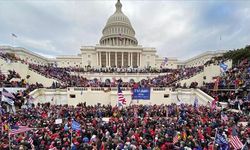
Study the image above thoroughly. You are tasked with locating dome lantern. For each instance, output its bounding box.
[115,0,122,13]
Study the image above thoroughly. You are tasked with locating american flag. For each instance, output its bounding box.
[2,88,15,99]
[117,83,126,106]
[29,137,35,150]
[221,113,228,122]
[9,126,33,135]
[11,33,17,38]
[2,88,15,105]
[230,135,243,149]
[173,133,180,144]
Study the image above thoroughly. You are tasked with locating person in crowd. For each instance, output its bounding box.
[0,103,249,150]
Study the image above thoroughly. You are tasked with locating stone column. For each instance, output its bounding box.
[128,52,130,67]
[99,52,102,67]
[108,52,111,67]
[137,52,139,67]
[139,53,142,68]
[106,52,108,67]
[115,52,117,67]
[121,52,124,67]
[96,53,98,66]
[131,52,133,67]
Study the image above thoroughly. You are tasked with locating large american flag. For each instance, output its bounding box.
[230,135,243,149]
[118,83,126,106]
[9,126,33,135]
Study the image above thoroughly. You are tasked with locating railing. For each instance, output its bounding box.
[206,88,250,91]
[152,87,166,91]
[74,87,88,91]
[70,72,165,76]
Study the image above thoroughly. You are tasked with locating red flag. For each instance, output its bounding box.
[208,142,214,150]
[41,112,48,119]
[198,129,205,141]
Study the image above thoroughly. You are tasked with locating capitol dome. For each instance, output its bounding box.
[100,0,138,46]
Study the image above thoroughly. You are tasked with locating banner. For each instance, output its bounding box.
[132,88,150,100]
[219,62,228,73]
[55,119,62,124]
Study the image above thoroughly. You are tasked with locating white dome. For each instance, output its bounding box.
[100,0,138,46]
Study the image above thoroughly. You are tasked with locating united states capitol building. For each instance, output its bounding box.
[0,0,225,69]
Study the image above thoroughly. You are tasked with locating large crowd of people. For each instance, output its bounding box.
[1,51,250,149]
[29,63,203,88]
[1,103,249,150]
[1,52,204,88]
[201,59,250,115]
[203,60,250,90]
[0,70,26,88]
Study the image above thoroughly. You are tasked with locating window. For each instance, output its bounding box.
[88,55,91,58]
[70,94,76,98]
[164,94,169,98]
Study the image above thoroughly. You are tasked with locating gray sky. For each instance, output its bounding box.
[0,0,250,60]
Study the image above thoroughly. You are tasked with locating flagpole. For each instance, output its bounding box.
[12,35,14,47]
[11,34,16,47]
[213,128,218,149]
[219,35,221,51]
[70,130,73,148]
[241,142,247,150]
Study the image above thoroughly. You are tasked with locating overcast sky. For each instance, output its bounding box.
[0,0,250,60]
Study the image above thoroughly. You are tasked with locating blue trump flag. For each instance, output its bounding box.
[219,62,228,73]
[215,133,230,150]
[132,88,150,100]
[72,120,81,131]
